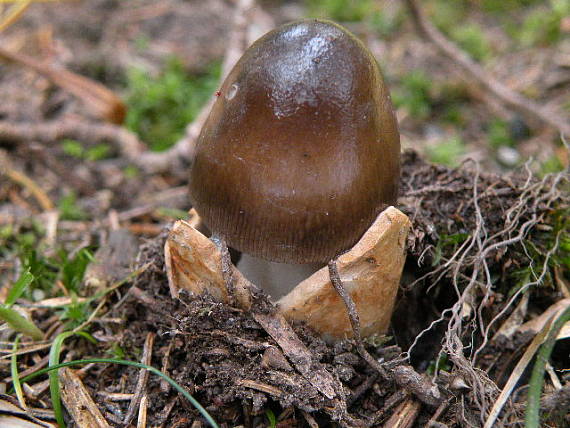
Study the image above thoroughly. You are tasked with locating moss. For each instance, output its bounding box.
[450,23,492,62]
[392,70,433,119]
[305,0,375,22]
[426,136,466,167]
[124,58,220,152]
[487,119,515,149]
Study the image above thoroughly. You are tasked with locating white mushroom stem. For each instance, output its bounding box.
[237,254,322,299]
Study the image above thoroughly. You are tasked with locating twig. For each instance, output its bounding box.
[158,395,178,427]
[369,390,407,425]
[0,45,126,124]
[220,0,254,77]
[327,260,386,378]
[0,117,145,161]
[252,311,340,401]
[347,372,379,406]
[136,393,149,428]
[4,354,49,383]
[160,341,174,393]
[426,397,452,428]
[59,367,111,428]
[0,0,30,33]
[301,410,319,428]
[236,379,285,397]
[134,99,213,173]
[123,332,155,425]
[327,260,442,407]
[0,152,54,211]
[383,398,421,428]
[405,0,570,137]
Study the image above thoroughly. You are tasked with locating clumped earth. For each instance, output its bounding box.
[0,1,569,427]
[70,153,567,427]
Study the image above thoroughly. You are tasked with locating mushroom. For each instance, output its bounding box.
[189,18,400,266]
[166,19,410,339]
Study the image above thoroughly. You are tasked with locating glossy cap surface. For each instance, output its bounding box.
[190,19,400,264]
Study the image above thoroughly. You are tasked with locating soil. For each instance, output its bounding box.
[65,153,567,427]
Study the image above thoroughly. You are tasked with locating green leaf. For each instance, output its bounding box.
[60,248,93,293]
[61,139,84,158]
[427,136,466,167]
[0,306,43,340]
[58,191,88,221]
[11,335,25,408]
[5,269,33,307]
[48,331,95,427]
[85,144,111,161]
[266,409,277,428]
[58,293,90,328]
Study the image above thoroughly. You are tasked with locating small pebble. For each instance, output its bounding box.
[497,146,520,166]
[32,288,45,301]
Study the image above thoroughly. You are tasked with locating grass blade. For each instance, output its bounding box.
[47,331,99,427]
[11,335,26,409]
[5,269,33,307]
[0,305,43,340]
[19,357,219,428]
[525,305,570,428]
[49,331,79,428]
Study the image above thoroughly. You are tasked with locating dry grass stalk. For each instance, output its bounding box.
[136,394,148,428]
[0,394,56,427]
[122,332,154,425]
[0,152,54,211]
[0,46,126,124]
[59,367,111,428]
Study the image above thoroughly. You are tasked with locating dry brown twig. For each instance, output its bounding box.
[327,260,443,408]
[59,367,111,428]
[0,46,126,124]
[123,332,155,426]
[0,118,145,162]
[405,0,570,137]
[0,150,54,211]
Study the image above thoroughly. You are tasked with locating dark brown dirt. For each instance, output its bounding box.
[69,153,568,427]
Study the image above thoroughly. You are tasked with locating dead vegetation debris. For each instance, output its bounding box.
[63,152,565,427]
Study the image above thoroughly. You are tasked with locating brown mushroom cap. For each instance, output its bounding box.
[189,19,400,264]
